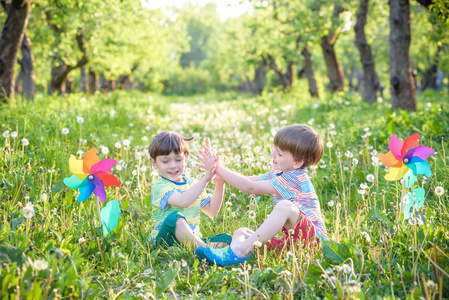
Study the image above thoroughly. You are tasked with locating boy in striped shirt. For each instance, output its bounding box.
[196,124,327,266]
[148,131,231,250]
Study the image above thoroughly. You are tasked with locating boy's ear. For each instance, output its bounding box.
[150,158,157,170]
[293,160,304,169]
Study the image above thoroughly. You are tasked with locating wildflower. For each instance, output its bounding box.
[361,231,371,243]
[61,128,69,135]
[328,200,335,207]
[360,183,368,189]
[110,109,116,117]
[352,158,358,165]
[408,218,417,226]
[435,186,444,196]
[23,203,35,218]
[60,248,71,255]
[357,189,366,195]
[226,201,232,207]
[132,170,137,176]
[141,136,148,141]
[33,259,48,271]
[426,280,437,291]
[123,139,131,146]
[345,151,354,158]
[79,237,87,244]
[308,118,315,125]
[77,116,84,124]
[326,142,333,148]
[342,264,352,274]
[101,147,109,155]
[253,241,262,248]
[367,174,375,182]
[115,142,121,148]
[248,211,256,219]
[329,123,335,129]
[11,131,17,138]
[40,193,48,202]
[330,130,337,136]
[21,138,29,146]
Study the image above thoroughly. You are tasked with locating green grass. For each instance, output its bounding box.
[0,89,448,299]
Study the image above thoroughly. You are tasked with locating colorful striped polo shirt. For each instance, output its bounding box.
[259,168,327,240]
[149,175,211,242]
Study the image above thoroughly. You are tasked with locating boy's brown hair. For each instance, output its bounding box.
[274,124,323,168]
[148,131,193,159]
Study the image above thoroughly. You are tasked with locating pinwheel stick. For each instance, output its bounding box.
[95,196,102,227]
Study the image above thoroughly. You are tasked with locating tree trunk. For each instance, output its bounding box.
[16,33,35,99]
[302,44,319,97]
[88,68,98,93]
[321,35,344,93]
[354,0,380,103]
[48,29,88,95]
[266,55,293,90]
[65,76,74,93]
[80,66,87,92]
[254,61,266,95]
[389,0,416,111]
[320,6,345,93]
[0,0,30,104]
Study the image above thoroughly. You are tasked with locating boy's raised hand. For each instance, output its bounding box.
[196,137,219,181]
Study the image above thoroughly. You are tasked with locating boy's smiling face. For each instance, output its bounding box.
[150,151,187,182]
[270,146,303,172]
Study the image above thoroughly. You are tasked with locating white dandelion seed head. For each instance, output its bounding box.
[116,165,123,171]
[435,186,444,197]
[33,259,48,271]
[328,200,335,207]
[123,139,131,146]
[23,204,35,219]
[101,147,109,155]
[326,142,333,148]
[11,131,17,138]
[77,116,84,124]
[21,138,29,146]
[61,128,69,135]
[367,174,375,182]
[115,142,121,149]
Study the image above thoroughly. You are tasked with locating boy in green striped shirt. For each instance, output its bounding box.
[148,131,231,250]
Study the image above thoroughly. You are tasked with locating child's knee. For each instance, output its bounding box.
[175,217,188,227]
[275,200,298,215]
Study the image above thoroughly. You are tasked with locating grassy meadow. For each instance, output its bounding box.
[0,90,448,299]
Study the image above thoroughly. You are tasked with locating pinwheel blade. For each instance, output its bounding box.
[403,188,425,220]
[407,157,432,177]
[100,199,121,236]
[403,168,417,188]
[97,173,120,187]
[64,175,87,189]
[378,151,402,167]
[90,175,107,203]
[91,159,117,175]
[385,165,408,181]
[83,148,100,174]
[404,146,435,161]
[69,156,87,179]
[77,181,95,202]
[401,133,420,156]
[389,135,404,161]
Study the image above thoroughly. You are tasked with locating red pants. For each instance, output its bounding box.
[266,209,319,252]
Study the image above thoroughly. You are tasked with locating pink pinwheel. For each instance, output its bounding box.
[64,148,120,203]
[377,133,434,188]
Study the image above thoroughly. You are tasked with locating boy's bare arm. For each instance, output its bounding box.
[215,165,276,195]
[201,175,225,217]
